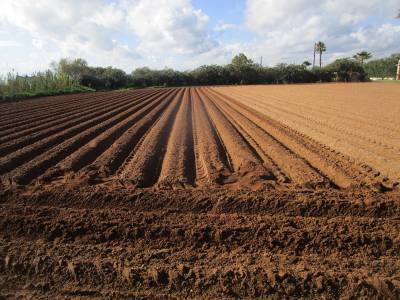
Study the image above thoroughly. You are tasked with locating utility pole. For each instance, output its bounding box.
[397,59,400,80]
[313,43,316,69]
[260,56,263,67]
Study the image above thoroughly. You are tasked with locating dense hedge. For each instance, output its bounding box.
[47,55,371,91]
[364,53,400,78]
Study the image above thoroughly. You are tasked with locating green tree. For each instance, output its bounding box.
[230,53,259,84]
[231,53,254,69]
[315,41,327,68]
[273,63,318,83]
[190,65,230,85]
[54,58,89,82]
[353,51,372,64]
[302,61,312,68]
[327,58,366,82]
[102,67,127,89]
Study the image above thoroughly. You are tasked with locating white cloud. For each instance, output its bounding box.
[213,22,237,32]
[125,0,216,55]
[244,0,400,65]
[0,0,139,66]
[0,40,21,47]
[0,0,399,73]
[0,0,223,71]
[89,2,125,29]
[246,0,399,33]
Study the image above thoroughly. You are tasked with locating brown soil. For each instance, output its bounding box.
[1,85,399,299]
[214,83,400,183]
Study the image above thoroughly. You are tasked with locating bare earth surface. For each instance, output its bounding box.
[0,84,399,299]
[214,83,400,183]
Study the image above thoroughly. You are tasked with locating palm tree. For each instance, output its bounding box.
[353,51,372,64]
[315,41,326,68]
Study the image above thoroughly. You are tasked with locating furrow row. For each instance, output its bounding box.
[191,88,232,186]
[0,90,164,182]
[230,86,400,133]
[228,90,400,153]
[208,87,383,188]
[118,89,184,187]
[0,89,153,133]
[157,88,196,188]
[2,88,166,186]
[0,90,161,149]
[79,88,180,181]
[0,91,111,121]
[1,87,394,190]
[38,88,178,184]
[204,88,329,188]
[0,91,159,159]
[198,88,275,188]
[0,90,138,120]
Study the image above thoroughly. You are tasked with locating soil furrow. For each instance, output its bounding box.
[0,89,155,129]
[230,86,400,134]
[0,90,143,120]
[0,91,113,122]
[217,86,400,183]
[198,88,275,188]
[205,88,290,186]
[0,91,158,151]
[191,88,231,186]
[0,89,155,138]
[84,89,180,180]
[38,88,177,183]
[205,88,331,188]
[118,89,184,187]
[209,88,382,189]
[232,91,400,155]
[0,94,140,157]
[0,93,110,130]
[157,88,196,188]
[0,92,162,182]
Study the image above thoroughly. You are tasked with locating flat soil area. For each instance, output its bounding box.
[214,83,400,183]
[0,84,399,299]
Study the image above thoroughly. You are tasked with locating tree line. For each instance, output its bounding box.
[1,51,399,101]
[54,52,376,90]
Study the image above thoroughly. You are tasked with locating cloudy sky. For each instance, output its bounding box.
[0,0,399,74]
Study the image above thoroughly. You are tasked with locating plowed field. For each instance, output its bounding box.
[1,84,400,299]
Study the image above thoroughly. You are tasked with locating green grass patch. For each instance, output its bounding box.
[0,86,95,103]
